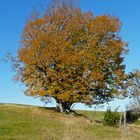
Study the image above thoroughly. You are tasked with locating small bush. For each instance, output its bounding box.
[103,108,120,127]
[126,110,140,123]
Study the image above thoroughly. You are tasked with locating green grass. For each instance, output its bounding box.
[77,110,105,120]
[0,104,139,140]
[134,120,140,125]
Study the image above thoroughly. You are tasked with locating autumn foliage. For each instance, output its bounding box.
[11,0,128,112]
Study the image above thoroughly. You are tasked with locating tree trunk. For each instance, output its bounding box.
[56,100,73,113]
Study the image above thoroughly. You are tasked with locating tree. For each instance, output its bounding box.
[128,70,140,111]
[10,0,128,113]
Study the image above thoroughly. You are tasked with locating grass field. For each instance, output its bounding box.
[134,120,140,125]
[0,104,139,140]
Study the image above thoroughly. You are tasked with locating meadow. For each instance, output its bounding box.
[0,104,139,140]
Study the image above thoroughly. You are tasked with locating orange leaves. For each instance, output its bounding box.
[12,0,129,106]
[88,15,121,35]
[91,71,104,81]
[57,91,71,101]
[57,91,81,102]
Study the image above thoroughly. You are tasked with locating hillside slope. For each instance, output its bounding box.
[0,104,139,140]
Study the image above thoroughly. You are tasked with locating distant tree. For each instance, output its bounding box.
[128,70,140,111]
[9,0,128,113]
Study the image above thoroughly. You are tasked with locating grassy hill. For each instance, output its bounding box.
[0,104,139,140]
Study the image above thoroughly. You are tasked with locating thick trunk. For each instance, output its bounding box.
[56,101,73,113]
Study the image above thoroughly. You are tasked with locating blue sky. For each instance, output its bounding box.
[0,0,140,111]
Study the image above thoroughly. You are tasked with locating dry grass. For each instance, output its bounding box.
[0,104,139,140]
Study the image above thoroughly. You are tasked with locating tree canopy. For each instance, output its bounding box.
[11,0,128,113]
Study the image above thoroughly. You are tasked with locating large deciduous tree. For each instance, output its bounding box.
[11,0,128,113]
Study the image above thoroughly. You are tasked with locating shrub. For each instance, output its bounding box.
[103,108,120,127]
[126,109,140,123]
